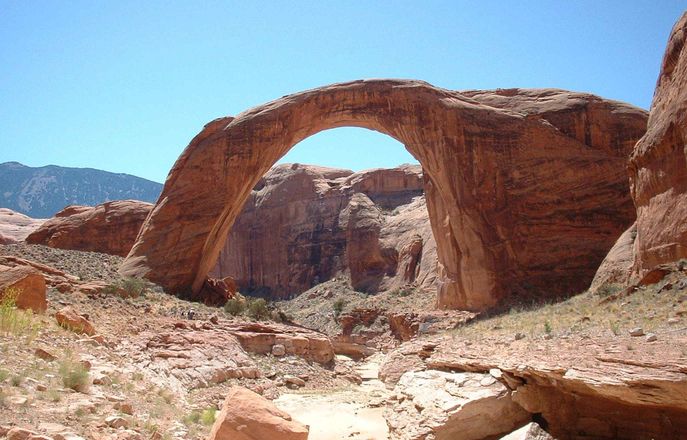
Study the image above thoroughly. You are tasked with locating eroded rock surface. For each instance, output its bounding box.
[630,12,687,276]
[26,200,153,257]
[121,80,646,311]
[211,164,436,299]
[589,222,637,293]
[0,208,45,242]
[0,262,47,312]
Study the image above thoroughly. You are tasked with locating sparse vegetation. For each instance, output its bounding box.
[0,368,9,382]
[200,407,218,425]
[224,298,246,316]
[0,288,41,339]
[247,298,270,320]
[333,298,347,317]
[58,355,90,392]
[596,284,622,298]
[544,320,552,335]
[104,277,147,298]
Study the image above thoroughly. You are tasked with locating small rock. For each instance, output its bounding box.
[92,374,112,386]
[629,327,645,337]
[514,332,526,341]
[115,402,134,415]
[489,368,503,380]
[8,396,28,405]
[105,416,129,429]
[55,307,96,336]
[37,383,47,391]
[209,315,219,325]
[56,283,73,293]
[283,375,306,388]
[0,425,10,437]
[53,434,86,440]
[668,317,680,324]
[114,429,142,440]
[271,344,286,357]
[35,347,57,361]
[7,428,38,440]
[646,333,658,342]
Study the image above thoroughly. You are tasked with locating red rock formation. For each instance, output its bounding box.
[211,164,436,299]
[26,200,152,257]
[0,263,47,313]
[121,80,646,311]
[630,13,687,276]
[0,208,45,242]
[208,387,309,440]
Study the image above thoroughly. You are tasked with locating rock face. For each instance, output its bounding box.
[0,263,47,312]
[589,222,637,293]
[26,200,153,257]
[121,80,646,311]
[210,164,436,299]
[385,370,529,440]
[629,13,687,276]
[208,386,309,440]
[0,208,45,242]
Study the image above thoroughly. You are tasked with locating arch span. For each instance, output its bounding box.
[120,80,647,311]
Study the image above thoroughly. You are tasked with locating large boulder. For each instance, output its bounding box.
[211,164,435,299]
[384,370,529,440]
[589,222,637,293]
[208,386,309,440]
[0,263,47,313]
[26,200,152,257]
[629,12,687,275]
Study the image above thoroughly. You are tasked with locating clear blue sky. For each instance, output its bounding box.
[1,1,684,183]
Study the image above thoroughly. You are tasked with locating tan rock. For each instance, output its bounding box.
[0,255,78,288]
[34,347,57,361]
[208,386,308,440]
[6,428,38,440]
[0,208,45,242]
[629,13,687,276]
[55,307,96,335]
[26,200,153,257]
[121,81,645,311]
[385,370,529,440]
[105,416,128,429]
[0,263,47,312]
[499,423,554,440]
[589,223,638,294]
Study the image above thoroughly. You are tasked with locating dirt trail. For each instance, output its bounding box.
[274,353,390,440]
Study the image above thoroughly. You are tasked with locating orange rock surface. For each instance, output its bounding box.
[630,12,687,276]
[121,81,646,311]
[26,200,152,257]
[0,263,47,313]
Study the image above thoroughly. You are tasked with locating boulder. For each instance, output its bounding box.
[589,222,637,293]
[55,307,96,335]
[0,263,47,312]
[499,423,554,440]
[629,12,687,275]
[384,370,529,440]
[26,200,152,257]
[208,386,309,440]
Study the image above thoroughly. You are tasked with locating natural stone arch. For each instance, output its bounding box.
[120,79,647,311]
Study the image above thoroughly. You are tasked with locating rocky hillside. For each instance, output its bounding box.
[0,162,162,218]
[210,164,437,299]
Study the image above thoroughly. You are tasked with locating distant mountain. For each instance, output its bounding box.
[0,162,163,218]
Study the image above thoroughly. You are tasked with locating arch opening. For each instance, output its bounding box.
[120,80,645,311]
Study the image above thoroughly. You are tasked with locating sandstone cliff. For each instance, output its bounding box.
[210,164,437,299]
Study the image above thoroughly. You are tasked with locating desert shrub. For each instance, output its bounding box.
[247,298,270,320]
[0,369,9,382]
[0,288,40,339]
[333,298,347,317]
[200,407,217,425]
[224,298,246,316]
[543,320,552,335]
[105,277,146,298]
[596,284,622,298]
[58,356,89,392]
[183,410,202,426]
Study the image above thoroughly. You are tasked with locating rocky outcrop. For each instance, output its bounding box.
[385,370,529,440]
[208,386,309,440]
[589,223,637,293]
[211,164,435,299]
[0,263,47,313]
[499,423,553,440]
[26,200,153,257]
[55,307,96,335]
[121,80,646,311]
[0,208,45,242]
[381,334,687,439]
[629,13,687,276]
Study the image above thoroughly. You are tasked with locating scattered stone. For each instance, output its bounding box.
[55,306,96,335]
[92,374,111,386]
[629,327,645,337]
[115,402,134,415]
[514,332,526,341]
[668,317,680,324]
[105,416,129,429]
[271,344,286,357]
[6,428,38,440]
[208,386,308,440]
[34,347,57,362]
[283,375,306,388]
[646,333,658,343]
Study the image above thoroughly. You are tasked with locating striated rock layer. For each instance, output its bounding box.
[26,200,153,257]
[630,12,687,276]
[210,163,437,299]
[121,80,646,311]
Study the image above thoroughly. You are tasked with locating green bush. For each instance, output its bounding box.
[247,298,270,320]
[58,356,89,392]
[224,298,246,316]
[333,298,346,317]
[200,407,217,425]
[0,288,40,339]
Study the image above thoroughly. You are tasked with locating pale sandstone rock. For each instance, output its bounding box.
[6,428,38,440]
[384,370,529,440]
[26,200,152,257]
[499,423,554,440]
[207,386,308,440]
[0,208,45,242]
[121,81,645,311]
[105,416,128,429]
[0,263,47,312]
[55,307,96,336]
[629,13,687,276]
